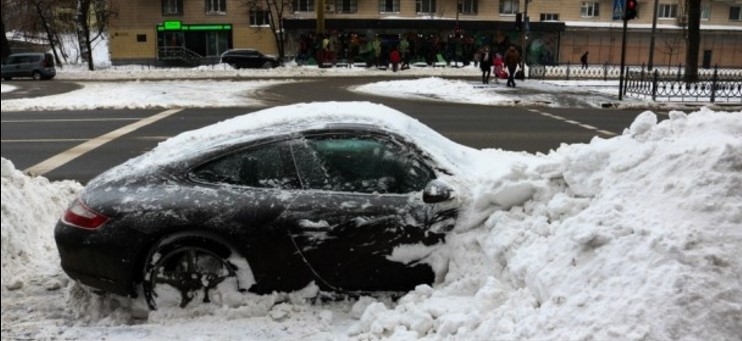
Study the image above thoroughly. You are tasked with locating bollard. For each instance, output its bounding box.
[711,65,718,103]
[652,70,658,101]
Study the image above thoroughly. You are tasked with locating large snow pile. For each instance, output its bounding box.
[1,108,740,340]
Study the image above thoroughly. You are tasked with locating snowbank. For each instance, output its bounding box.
[1,108,740,340]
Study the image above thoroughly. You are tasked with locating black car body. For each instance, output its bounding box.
[55,102,470,309]
[220,49,280,69]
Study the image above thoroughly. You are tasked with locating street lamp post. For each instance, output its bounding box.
[316,0,325,35]
[455,0,462,35]
[520,0,531,71]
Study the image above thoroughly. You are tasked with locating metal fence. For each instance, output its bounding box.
[528,62,736,81]
[622,66,742,103]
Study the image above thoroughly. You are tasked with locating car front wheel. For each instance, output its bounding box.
[142,236,252,310]
[261,61,274,69]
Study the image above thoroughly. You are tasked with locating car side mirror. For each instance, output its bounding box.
[423,180,454,204]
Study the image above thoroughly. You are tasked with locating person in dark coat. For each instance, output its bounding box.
[581,51,589,69]
[479,46,493,84]
[504,45,521,88]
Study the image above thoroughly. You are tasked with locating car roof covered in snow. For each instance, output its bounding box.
[89,102,480,184]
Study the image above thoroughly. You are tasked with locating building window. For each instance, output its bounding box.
[334,0,357,13]
[499,0,519,15]
[206,0,226,14]
[137,34,147,42]
[162,0,183,16]
[250,10,271,26]
[730,6,741,21]
[580,2,599,17]
[416,0,436,14]
[658,4,678,18]
[293,0,314,12]
[701,3,710,20]
[460,0,477,14]
[379,0,399,12]
[540,13,559,21]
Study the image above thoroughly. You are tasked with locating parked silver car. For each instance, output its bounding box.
[1,52,56,80]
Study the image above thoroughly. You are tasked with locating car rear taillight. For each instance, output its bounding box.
[62,199,109,230]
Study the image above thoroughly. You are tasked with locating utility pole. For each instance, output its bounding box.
[316,0,325,35]
[519,0,531,72]
[648,0,659,70]
[519,0,531,50]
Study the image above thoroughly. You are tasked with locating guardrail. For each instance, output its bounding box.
[623,65,742,103]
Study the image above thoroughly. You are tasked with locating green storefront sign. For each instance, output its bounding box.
[157,20,232,31]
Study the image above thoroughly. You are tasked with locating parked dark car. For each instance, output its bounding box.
[220,49,280,69]
[1,52,56,80]
[55,102,468,310]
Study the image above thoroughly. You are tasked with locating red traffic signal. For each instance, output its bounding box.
[624,0,638,20]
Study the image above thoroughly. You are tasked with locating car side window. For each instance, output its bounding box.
[190,141,300,189]
[291,134,435,194]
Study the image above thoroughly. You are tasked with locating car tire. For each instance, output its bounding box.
[261,61,274,69]
[32,71,42,80]
[141,235,251,310]
[3,77,11,80]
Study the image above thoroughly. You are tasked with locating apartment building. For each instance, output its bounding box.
[108,0,742,67]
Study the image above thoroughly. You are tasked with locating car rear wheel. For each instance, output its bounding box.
[32,71,42,80]
[142,237,251,310]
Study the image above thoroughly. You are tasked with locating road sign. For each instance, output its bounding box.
[613,0,625,20]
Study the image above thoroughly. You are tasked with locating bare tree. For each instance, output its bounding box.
[1,16,11,59]
[684,0,701,82]
[1,0,70,64]
[33,0,64,67]
[75,0,116,70]
[662,32,683,69]
[241,0,292,62]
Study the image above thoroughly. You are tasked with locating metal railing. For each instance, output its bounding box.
[623,65,742,103]
[157,46,204,67]
[527,62,735,82]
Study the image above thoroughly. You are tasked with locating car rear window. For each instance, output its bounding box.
[44,54,54,66]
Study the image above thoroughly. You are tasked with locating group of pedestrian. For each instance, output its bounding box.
[478,44,521,87]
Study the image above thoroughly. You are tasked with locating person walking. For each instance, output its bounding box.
[493,53,504,83]
[389,47,402,72]
[581,51,589,69]
[504,45,521,88]
[399,35,410,69]
[479,46,493,84]
[372,35,382,67]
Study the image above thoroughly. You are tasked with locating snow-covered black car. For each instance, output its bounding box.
[55,102,470,310]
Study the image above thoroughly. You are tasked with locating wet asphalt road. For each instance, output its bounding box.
[1,77,646,183]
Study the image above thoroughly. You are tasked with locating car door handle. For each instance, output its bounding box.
[298,219,331,230]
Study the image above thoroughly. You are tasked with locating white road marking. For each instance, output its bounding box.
[3,139,89,143]
[1,118,140,123]
[24,108,183,176]
[528,109,617,136]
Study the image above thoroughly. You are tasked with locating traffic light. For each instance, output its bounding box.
[515,13,523,30]
[624,0,638,20]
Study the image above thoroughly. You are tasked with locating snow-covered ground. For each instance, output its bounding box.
[2,39,741,340]
[3,62,739,111]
